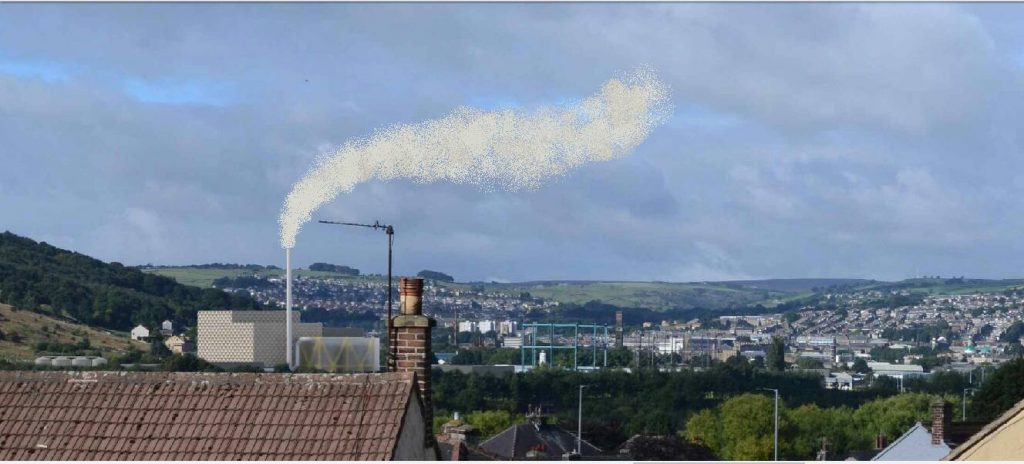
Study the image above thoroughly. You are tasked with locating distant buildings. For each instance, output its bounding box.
[197,310,321,367]
[162,335,194,354]
[130,325,149,341]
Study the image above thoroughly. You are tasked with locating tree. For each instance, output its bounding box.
[719,394,776,459]
[464,410,520,439]
[767,336,787,372]
[417,270,454,282]
[972,358,1024,420]
[852,358,871,374]
[623,435,717,460]
[797,358,825,370]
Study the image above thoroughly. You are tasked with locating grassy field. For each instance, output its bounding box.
[484,280,786,310]
[141,267,381,288]
[0,303,147,362]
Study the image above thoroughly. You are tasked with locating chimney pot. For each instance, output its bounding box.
[400,277,424,315]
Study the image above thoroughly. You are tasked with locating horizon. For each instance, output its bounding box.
[4,3,1024,282]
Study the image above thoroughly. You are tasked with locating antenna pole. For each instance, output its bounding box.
[318,219,396,371]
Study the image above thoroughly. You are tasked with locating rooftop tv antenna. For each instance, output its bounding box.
[319,219,396,371]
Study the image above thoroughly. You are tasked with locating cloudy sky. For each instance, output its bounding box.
[2,3,1024,282]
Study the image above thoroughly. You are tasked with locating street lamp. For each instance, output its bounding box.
[963,387,978,421]
[758,387,780,461]
[577,384,592,455]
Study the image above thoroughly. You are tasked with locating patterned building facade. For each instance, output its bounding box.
[197,310,322,367]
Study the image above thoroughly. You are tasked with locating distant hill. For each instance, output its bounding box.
[0,231,263,333]
[722,278,878,292]
[309,262,359,276]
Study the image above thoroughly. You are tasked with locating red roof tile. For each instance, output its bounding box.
[0,371,417,461]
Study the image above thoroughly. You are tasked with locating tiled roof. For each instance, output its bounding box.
[478,421,602,459]
[0,370,417,461]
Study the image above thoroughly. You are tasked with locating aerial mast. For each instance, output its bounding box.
[319,219,396,371]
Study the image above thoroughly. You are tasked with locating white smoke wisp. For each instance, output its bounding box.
[278,68,672,249]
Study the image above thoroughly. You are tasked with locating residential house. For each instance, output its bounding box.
[160,320,173,336]
[129,324,149,341]
[162,335,194,354]
[478,407,602,459]
[847,401,984,461]
[0,276,440,461]
[944,397,1024,460]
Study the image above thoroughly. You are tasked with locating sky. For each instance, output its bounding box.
[2,3,1024,283]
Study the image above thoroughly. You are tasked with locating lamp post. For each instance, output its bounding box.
[963,387,978,421]
[577,384,592,455]
[758,387,780,461]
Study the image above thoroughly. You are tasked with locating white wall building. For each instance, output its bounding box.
[130,325,150,341]
[499,321,517,336]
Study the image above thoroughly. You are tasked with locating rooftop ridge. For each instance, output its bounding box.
[0,370,415,386]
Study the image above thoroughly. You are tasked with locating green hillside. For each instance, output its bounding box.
[0,231,263,332]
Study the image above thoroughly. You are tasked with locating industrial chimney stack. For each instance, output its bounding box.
[393,277,436,433]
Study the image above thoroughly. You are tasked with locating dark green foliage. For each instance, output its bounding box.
[797,358,825,369]
[852,358,870,374]
[971,358,1024,420]
[999,321,1024,343]
[308,262,360,275]
[417,269,454,282]
[0,231,262,332]
[623,435,718,460]
[34,338,95,355]
[882,321,955,343]
[449,348,520,365]
[432,363,887,451]
[767,336,786,372]
[161,353,221,372]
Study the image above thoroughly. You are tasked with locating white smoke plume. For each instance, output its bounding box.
[279,68,672,249]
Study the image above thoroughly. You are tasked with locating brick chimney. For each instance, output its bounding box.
[931,400,952,445]
[393,277,436,432]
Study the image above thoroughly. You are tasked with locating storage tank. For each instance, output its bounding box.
[71,357,92,367]
[34,356,52,367]
[52,356,71,367]
[91,357,108,367]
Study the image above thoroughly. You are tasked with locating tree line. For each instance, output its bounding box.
[0,231,263,332]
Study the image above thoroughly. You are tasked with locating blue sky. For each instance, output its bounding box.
[2,3,1024,282]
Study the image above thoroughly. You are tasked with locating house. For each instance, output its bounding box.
[477,407,602,459]
[435,412,496,461]
[944,397,1024,460]
[129,324,149,341]
[0,371,438,460]
[162,335,195,354]
[160,320,173,336]
[871,423,950,460]
[847,401,984,461]
[0,276,440,461]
